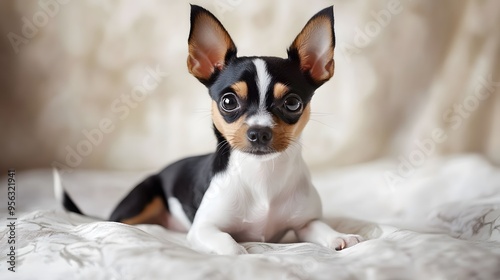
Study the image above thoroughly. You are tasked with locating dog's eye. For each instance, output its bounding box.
[283,94,302,113]
[220,93,240,113]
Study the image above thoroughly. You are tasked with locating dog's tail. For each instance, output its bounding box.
[53,168,84,215]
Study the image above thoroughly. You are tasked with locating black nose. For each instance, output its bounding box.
[247,126,273,145]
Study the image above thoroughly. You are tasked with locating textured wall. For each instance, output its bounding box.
[0,0,499,172]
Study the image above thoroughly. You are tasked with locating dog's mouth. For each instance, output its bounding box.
[242,147,277,156]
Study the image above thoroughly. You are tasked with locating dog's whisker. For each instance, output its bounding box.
[308,118,336,129]
[309,111,336,117]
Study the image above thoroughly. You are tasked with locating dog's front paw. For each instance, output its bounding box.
[212,243,248,255]
[327,234,363,251]
[188,229,248,255]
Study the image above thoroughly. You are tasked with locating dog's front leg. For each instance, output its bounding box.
[296,220,363,251]
[187,225,247,255]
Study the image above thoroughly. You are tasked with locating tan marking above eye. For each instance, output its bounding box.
[273,83,290,99]
[231,81,248,100]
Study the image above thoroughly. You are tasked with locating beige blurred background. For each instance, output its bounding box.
[0,0,499,173]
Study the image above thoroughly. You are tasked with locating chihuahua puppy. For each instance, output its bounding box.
[59,5,362,255]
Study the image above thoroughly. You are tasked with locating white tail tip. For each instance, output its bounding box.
[52,168,64,203]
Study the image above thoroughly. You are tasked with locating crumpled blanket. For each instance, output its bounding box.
[1,204,499,280]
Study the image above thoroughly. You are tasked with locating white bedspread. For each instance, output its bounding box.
[1,155,500,279]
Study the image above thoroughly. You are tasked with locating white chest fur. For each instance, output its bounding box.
[190,145,323,243]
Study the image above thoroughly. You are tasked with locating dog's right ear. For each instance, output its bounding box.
[187,5,237,85]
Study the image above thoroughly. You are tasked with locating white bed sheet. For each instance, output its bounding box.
[1,155,500,279]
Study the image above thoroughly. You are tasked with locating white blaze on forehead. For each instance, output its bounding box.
[248,59,274,127]
[253,59,271,111]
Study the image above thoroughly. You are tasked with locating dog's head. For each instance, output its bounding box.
[188,5,335,156]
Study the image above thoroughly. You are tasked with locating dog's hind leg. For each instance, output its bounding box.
[109,175,171,228]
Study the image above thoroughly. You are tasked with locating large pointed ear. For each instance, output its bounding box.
[288,6,335,85]
[187,5,237,84]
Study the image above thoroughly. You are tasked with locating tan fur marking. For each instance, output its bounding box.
[212,101,248,151]
[231,81,248,100]
[291,15,334,83]
[273,83,289,99]
[122,197,168,227]
[187,12,236,80]
[271,105,311,152]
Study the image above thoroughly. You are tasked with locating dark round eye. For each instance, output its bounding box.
[283,94,302,113]
[220,93,240,113]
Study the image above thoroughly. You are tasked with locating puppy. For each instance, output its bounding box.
[59,5,363,255]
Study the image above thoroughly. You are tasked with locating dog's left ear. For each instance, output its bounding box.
[288,6,335,86]
[187,5,237,85]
